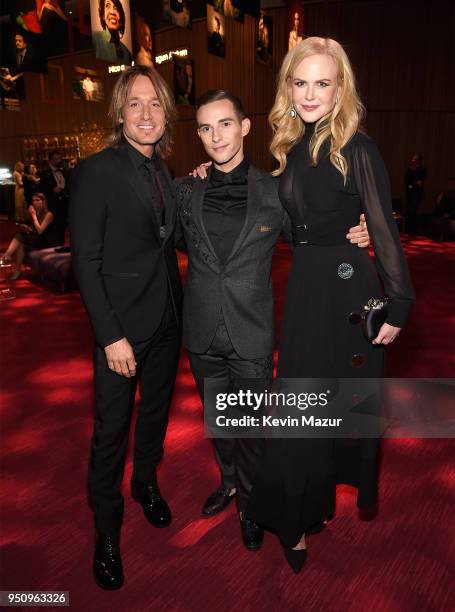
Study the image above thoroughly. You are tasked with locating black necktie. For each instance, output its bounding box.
[142,159,165,229]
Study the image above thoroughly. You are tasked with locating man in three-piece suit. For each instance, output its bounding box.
[69,66,182,590]
[174,90,369,551]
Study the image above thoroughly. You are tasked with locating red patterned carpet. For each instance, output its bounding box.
[0,236,454,611]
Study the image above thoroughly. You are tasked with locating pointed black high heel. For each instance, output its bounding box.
[283,547,307,574]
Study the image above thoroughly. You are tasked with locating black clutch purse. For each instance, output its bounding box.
[361,298,389,342]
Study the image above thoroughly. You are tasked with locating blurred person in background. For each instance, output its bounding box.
[432,177,455,241]
[23,163,41,205]
[13,161,26,222]
[40,150,69,245]
[404,152,426,235]
[0,192,58,279]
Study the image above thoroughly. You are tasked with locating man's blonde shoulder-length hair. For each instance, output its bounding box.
[108,65,177,159]
[269,37,364,181]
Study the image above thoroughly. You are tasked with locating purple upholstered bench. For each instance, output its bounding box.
[23,248,74,292]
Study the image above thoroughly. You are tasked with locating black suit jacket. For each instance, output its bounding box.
[39,167,69,210]
[175,165,290,360]
[69,144,182,348]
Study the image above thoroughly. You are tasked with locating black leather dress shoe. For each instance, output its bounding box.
[93,531,124,590]
[239,514,264,551]
[201,485,235,516]
[131,479,172,528]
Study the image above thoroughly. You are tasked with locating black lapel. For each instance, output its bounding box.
[224,165,264,265]
[191,168,218,261]
[113,146,161,241]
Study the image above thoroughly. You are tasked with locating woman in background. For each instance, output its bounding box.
[13,161,26,222]
[247,37,415,573]
[0,192,58,279]
[23,163,41,205]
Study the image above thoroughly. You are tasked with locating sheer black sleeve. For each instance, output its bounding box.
[281,209,294,250]
[350,137,416,327]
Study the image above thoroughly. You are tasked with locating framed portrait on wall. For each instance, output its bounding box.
[0,17,47,76]
[0,67,24,109]
[207,5,225,58]
[256,11,272,64]
[212,1,243,21]
[135,16,153,67]
[174,58,194,106]
[14,0,69,58]
[90,0,132,64]
[163,0,191,29]
[288,2,304,51]
[73,66,104,102]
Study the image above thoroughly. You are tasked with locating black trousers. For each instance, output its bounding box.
[88,297,180,533]
[188,318,272,512]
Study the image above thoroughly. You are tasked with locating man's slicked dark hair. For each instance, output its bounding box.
[196,90,246,121]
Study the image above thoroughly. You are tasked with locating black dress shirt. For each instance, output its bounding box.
[203,158,249,263]
[125,140,165,228]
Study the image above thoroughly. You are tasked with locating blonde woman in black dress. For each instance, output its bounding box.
[247,37,415,573]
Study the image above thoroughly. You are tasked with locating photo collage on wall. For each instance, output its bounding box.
[0,0,266,110]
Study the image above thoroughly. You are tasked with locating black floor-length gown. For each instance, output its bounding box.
[247,123,415,548]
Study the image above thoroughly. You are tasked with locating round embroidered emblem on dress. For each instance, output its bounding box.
[338,263,354,279]
[351,354,366,368]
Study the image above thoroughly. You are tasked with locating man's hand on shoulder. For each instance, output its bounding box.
[104,337,137,378]
[346,213,370,248]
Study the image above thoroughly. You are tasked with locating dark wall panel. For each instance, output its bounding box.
[303,0,454,210]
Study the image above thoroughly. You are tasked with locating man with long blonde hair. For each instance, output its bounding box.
[70,65,182,590]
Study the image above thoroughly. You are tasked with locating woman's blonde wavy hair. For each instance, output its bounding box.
[269,37,364,181]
